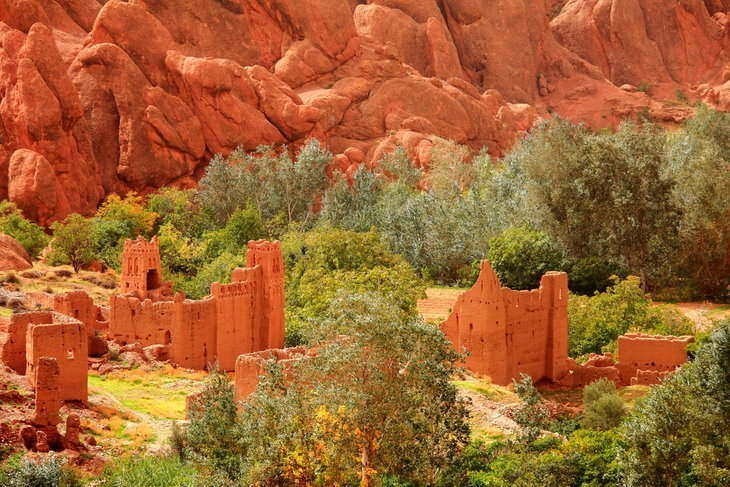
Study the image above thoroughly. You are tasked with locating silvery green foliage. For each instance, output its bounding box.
[665,106,730,298]
[198,140,331,227]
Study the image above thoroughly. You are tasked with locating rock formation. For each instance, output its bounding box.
[0,1,726,223]
[0,233,31,270]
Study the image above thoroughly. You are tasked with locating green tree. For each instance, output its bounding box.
[667,106,730,299]
[92,193,158,269]
[186,369,241,479]
[284,228,425,344]
[486,227,566,290]
[500,120,681,287]
[198,140,331,229]
[147,187,211,238]
[48,214,95,272]
[512,374,550,444]
[202,207,266,261]
[621,320,730,486]
[234,293,470,486]
[0,201,49,258]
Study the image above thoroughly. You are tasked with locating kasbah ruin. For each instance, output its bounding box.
[0,237,692,454]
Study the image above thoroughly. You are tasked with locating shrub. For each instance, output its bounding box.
[0,454,82,487]
[582,379,626,431]
[486,227,566,290]
[0,201,49,258]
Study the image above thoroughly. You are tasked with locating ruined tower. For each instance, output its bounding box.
[119,236,171,299]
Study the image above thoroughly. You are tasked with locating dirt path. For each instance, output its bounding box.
[417,288,465,322]
[672,302,730,331]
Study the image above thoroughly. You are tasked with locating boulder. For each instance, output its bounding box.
[0,233,32,271]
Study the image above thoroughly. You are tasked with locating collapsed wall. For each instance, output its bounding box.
[560,333,694,387]
[233,347,310,401]
[617,333,694,385]
[441,261,569,385]
[25,312,88,403]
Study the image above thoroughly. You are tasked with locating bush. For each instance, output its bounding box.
[98,456,199,487]
[0,201,49,258]
[457,430,622,487]
[0,454,82,487]
[568,277,695,357]
[486,227,566,290]
[582,379,626,431]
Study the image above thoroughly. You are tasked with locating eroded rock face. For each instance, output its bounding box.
[0,0,727,222]
[0,233,31,271]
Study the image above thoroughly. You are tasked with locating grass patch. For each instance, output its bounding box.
[454,379,516,402]
[89,367,206,420]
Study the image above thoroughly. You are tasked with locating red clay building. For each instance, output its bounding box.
[108,238,285,371]
[441,261,569,385]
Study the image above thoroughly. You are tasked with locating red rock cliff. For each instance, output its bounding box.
[0,0,727,223]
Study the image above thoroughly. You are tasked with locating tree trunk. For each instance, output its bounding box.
[360,442,372,487]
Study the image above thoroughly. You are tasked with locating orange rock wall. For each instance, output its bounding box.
[441,261,569,385]
[24,312,87,403]
[26,290,106,337]
[109,295,174,346]
[0,312,39,374]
